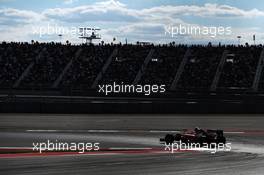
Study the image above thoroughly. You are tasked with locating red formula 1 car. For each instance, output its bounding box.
[160,127,226,145]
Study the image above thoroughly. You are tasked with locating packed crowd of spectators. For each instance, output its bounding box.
[0,42,41,88]
[0,42,263,92]
[60,44,114,89]
[140,45,187,87]
[218,45,262,88]
[100,44,151,84]
[20,43,79,89]
[259,70,264,90]
[177,45,224,90]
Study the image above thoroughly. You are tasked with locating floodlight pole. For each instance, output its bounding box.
[58,34,63,43]
[237,36,241,45]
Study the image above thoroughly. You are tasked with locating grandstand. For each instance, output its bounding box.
[1,42,264,92]
[1,41,264,113]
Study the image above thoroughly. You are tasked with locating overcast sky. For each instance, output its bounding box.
[0,0,264,44]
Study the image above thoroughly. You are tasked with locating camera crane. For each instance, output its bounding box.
[79,27,101,44]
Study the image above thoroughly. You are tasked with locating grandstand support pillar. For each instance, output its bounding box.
[91,48,118,89]
[133,48,155,85]
[170,48,191,91]
[52,48,83,88]
[210,50,228,91]
[252,48,264,92]
[13,48,47,88]
[13,62,34,88]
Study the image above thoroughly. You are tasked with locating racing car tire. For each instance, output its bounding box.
[196,136,206,146]
[217,136,226,144]
[174,134,181,141]
[165,134,174,145]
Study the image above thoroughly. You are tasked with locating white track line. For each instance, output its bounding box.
[149,130,180,133]
[26,129,181,133]
[0,147,32,149]
[108,147,153,150]
[224,132,245,134]
[26,129,112,132]
[26,129,245,134]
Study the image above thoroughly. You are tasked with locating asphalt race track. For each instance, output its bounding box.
[0,114,264,175]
